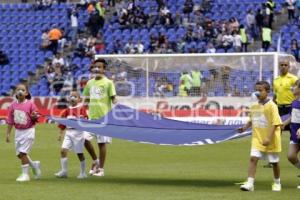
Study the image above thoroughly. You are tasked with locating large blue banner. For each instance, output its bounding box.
[48,104,251,146]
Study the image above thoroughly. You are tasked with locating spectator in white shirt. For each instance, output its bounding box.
[41,29,50,49]
[246,9,257,39]
[232,31,242,52]
[52,52,65,66]
[286,0,296,23]
[160,6,170,16]
[70,9,79,44]
[222,31,234,52]
[124,40,135,54]
[134,41,144,54]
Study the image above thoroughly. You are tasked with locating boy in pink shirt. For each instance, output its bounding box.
[6,84,41,182]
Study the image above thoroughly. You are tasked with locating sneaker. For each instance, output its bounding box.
[93,169,104,177]
[89,169,96,175]
[272,183,281,192]
[54,171,68,178]
[89,163,100,175]
[32,161,41,179]
[240,182,254,191]
[297,185,300,189]
[16,173,30,182]
[77,173,87,179]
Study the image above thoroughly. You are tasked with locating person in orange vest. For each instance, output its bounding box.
[48,27,62,55]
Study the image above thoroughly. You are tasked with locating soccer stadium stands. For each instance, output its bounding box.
[0,0,298,97]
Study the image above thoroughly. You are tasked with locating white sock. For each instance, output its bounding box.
[247,177,254,185]
[274,178,281,184]
[21,164,30,175]
[93,159,100,167]
[27,156,35,168]
[80,160,86,174]
[61,157,68,172]
[294,161,300,169]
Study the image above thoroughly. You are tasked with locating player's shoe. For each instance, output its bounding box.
[89,163,100,175]
[16,173,30,182]
[240,182,254,191]
[32,161,41,179]
[272,183,281,191]
[77,173,87,179]
[89,169,95,175]
[93,169,104,177]
[54,171,68,178]
[297,185,300,189]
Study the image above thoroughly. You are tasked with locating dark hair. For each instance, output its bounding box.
[255,81,271,93]
[15,83,32,100]
[90,58,107,70]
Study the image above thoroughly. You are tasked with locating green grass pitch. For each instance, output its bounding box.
[0,124,300,200]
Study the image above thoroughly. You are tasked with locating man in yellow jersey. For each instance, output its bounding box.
[265,60,298,168]
[273,60,298,119]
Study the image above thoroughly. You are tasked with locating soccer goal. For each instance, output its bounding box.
[93,53,298,124]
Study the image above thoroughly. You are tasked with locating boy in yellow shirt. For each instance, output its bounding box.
[238,81,282,192]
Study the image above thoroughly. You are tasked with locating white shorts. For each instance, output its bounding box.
[62,129,85,153]
[250,148,279,163]
[83,131,112,144]
[15,128,35,155]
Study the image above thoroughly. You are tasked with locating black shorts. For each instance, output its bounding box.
[278,105,291,131]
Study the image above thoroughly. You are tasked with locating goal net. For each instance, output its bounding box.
[91,53,298,124]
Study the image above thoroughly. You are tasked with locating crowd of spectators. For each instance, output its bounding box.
[116,1,149,28]
[107,0,294,53]
[33,0,300,97]
[43,52,74,96]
